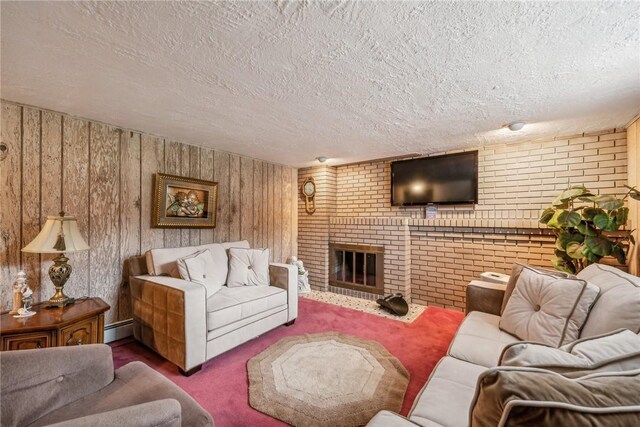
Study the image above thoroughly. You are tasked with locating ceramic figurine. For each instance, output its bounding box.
[289,256,306,274]
[297,271,310,295]
[11,271,36,318]
[289,257,310,294]
[10,271,26,314]
[296,260,306,275]
[297,262,310,294]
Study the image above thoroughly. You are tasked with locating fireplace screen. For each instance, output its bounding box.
[329,243,384,294]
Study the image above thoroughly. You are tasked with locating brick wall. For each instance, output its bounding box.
[299,129,629,311]
[298,166,336,291]
[336,129,627,220]
[410,225,556,309]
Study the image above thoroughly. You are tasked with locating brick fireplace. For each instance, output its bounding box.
[330,243,384,295]
[298,129,628,311]
[329,217,411,300]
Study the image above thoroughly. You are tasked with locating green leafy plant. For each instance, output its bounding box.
[539,185,635,274]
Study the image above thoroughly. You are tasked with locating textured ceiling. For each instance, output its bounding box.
[1,1,639,167]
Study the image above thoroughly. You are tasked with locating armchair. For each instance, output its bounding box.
[0,344,213,427]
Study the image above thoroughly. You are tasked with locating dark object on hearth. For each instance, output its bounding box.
[376,293,409,316]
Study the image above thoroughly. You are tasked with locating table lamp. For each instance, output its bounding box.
[22,211,90,308]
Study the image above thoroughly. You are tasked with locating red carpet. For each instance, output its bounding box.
[110,298,464,426]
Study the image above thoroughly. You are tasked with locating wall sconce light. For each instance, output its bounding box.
[0,142,7,161]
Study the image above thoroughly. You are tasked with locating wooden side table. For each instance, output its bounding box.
[0,297,110,351]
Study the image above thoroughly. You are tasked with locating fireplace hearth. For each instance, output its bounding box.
[329,243,384,295]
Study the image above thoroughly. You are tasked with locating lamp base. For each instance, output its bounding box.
[44,254,75,309]
[43,294,75,309]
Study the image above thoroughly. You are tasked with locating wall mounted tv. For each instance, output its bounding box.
[391,151,478,206]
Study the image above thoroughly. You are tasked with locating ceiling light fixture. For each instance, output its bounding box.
[316,156,328,163]
[506,121,526,131]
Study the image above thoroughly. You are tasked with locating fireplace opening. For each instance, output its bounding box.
[329,243,384,295]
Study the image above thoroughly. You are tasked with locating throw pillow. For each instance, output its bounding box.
[500,263,572,314]
[194,243,229,287]
[499,266,599,347]
[145,246,199,277]
[577,263,640,338]
[176,249,222,297]
[227,248,270,287]
[221,240,251,250]
[500,329,640,377]
[469,367,640,427]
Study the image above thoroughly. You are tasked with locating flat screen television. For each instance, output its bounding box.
[391,151,478,205]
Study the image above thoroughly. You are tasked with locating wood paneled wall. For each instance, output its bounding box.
[0,100,298,324]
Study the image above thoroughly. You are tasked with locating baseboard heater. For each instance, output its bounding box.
[104,319,133,344]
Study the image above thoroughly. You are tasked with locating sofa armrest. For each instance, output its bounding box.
[130,275,207,371]
[0,345,114,427]
[466,280,506,316]
[45,399,182,427]
[366,411,421,426]
[269,263,298,322]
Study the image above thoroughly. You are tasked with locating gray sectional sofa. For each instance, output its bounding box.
[367,263,640,427]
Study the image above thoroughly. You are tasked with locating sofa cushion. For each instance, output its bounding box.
[145,241,249,281]
[207,306,286,341]
[367,410,425,427]
[577,263,640,338]
[0,345,115,427]
[499,267,599,347]
[227,248,270,288]
[194,243,229,286]
[469,367,640,427]
[409,356,486,427]
[448,311,520,367]
[146,246,198,277]
[28,361,213,427]
[44,399,182,427]
[176,249,223,297]
[501,263,572,314]
[500,329,640,377]
[206,285,286,331]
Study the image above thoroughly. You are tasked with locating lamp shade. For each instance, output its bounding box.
[22,213,90,254]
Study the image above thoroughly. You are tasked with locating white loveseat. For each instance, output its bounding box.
[127,240,297,376]
[367,263,640,426]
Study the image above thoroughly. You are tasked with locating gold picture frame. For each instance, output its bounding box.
[152,173,218,228]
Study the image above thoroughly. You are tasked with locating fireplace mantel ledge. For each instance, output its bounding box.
[330,217,410,226]
[329,216,544,229]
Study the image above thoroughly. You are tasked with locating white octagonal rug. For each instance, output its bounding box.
[248,332,410,427]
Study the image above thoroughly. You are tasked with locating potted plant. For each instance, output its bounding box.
[539,185,635,274]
